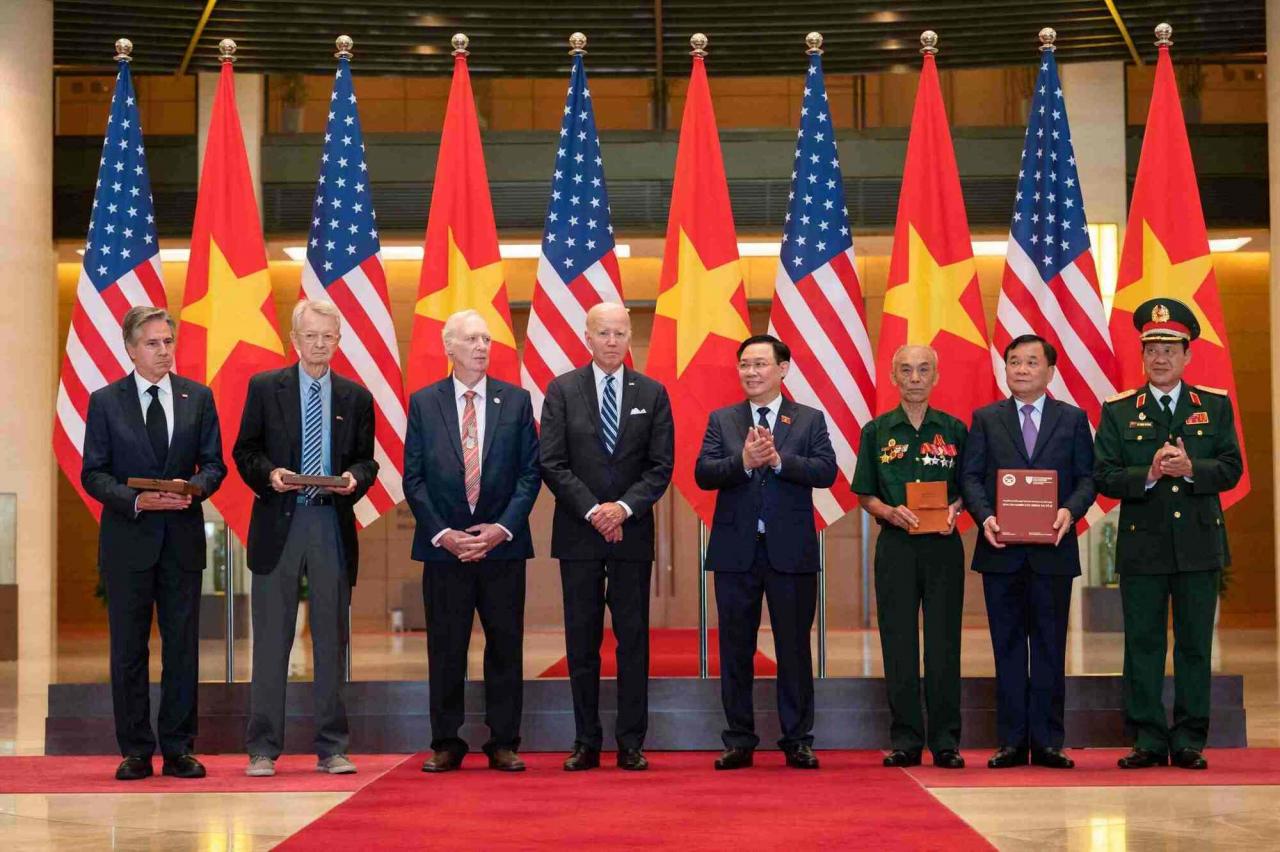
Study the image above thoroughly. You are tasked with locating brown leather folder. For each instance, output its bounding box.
[126,477,201,496]
[995,469,1059,544]
[281,473,348,488]
[906,480,951,535]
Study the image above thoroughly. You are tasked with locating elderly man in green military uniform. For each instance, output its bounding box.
[1094,297,1242,770]
[852,344,967,769]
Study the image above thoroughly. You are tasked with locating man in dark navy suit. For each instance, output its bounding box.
[81,306,226,781]
[404,309,540,774]
[694,334,837,771]
[960,334,1095,769]
[540,302,674,772]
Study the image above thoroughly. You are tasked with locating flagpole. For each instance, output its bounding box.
[817,530,827,678]
[698,519,709,679]
[861,509,871,628]
[336,33,357,685]
[219,35,239,686]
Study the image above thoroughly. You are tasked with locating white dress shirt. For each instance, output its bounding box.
[135,371,175,444]
[585,362,633,521]
[432,375,512,547]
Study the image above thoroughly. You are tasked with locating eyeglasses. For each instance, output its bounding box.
[298,332,339,345]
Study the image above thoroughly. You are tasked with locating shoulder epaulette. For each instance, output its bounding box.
[1194,385,1229,396]
[1105,389,1137,403]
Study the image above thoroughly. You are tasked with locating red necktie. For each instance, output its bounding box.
[462,390,480,507]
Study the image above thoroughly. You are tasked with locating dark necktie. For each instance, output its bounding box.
[757,407,771,531]
[1160,394,1173,419]
[601,374,618,454]
[145,385,168,469]
[302,380,323,499]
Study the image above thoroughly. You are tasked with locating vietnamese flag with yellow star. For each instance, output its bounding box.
[1109,39,1249,508]
[874,43,995,422]
[175,59,286,542]
[406,45,516,392]
[646,48,751,524]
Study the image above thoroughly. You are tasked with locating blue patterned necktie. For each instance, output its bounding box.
[601,374,618,454]
[757,406,771,530]
[302,379,323,498]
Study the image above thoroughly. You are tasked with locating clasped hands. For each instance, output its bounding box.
[136,480,193,512]
[982,507,1074,549]
[1148,438,1193,482]
[439,524,509,562]
[742,425,781,471]
[590,502,627,543]
[269,467,358,495]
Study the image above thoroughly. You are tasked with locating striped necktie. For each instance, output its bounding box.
[302,379,323,499]
[601,374,618,454]
[462,390,480,508]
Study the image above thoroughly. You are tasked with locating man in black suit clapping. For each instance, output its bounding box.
[540,302,674,772]
[81,306,226,781]
[695,334,837,771]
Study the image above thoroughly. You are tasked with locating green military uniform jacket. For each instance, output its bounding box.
[1093,383,1243,574]
[851,405,967,515]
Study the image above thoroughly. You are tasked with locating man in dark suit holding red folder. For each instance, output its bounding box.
[960,334,1095,769]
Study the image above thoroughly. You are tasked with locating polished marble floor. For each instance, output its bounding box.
[2,625,1279,850]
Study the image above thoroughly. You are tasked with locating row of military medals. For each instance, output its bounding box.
[879,435,957,469]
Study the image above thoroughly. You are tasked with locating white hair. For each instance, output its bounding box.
[441,309,487,346]
[891,343,939,369]
[291,298,342,330]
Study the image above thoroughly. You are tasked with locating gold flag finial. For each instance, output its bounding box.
[335,35,354,60]
[1039,28,1057,53]
[1154,23,1173,47]
[569,32,587,55]
[114,38,133,63]
[690,33,708,57]
[218,38,237,64]
[806,32,824,55]
[452,33,470,56]
[920,30,938,55]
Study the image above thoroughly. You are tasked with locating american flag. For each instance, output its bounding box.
[521,50,626,417]
[54,56,167,518]
[767,49,874,529]
[992,45,1118,434]
[300,53,406,527]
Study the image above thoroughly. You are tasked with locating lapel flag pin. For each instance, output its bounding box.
[780,414,792,425]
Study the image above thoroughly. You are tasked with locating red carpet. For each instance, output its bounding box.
[908,748,1280,787]
[538,628,777,678]
[277,751,992,851]
[0,754,410,793]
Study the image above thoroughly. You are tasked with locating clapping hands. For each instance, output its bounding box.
[743,425,781,471]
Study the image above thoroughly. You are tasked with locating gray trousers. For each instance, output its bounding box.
[245,504,350,758]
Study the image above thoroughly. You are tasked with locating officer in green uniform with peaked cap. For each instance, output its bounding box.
[1094,297,1242,770]
[852,344,966,770]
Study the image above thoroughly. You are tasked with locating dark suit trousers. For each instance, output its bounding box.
[103,532,201,758]
[714,538,817,750]
[423,559,526,755]
[874,527,965,755]
[246,505,350,759]
[559,558,652,751]
[982,567,1074,750]
[1121,570,1219,755]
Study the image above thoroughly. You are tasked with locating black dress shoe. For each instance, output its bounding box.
[563,745,600,772]
[987,746,1029,769]
[115,756,153,781]
[933,749,965,769]
[617,748,648,771]
[488,748,526,772]
[1172,748,1208,770]
[882,749,923,768]
[1117,747,1168,769]
[1031,748,1075,769]
[421,750,464,772]
[784,744,819,769]
[714,747,754,770]
[162,754,206,779]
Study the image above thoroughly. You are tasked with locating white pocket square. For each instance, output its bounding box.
[630,407,647,415]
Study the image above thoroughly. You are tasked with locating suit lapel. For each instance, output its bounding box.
[482,381,502,464]
[1030,399,1062,463]
[576,366,601,442]
[276,367,302,471]
[1000,398,1030,463]
[166,376,196,475]
[435,381,464,467]
[771,398,796,453]
[121,374,159,468]
[331,377,351,468]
